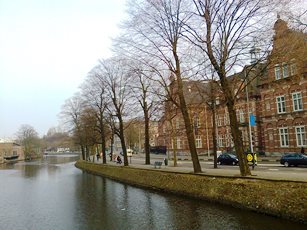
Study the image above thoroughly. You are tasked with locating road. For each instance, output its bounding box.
[120,154,307,182]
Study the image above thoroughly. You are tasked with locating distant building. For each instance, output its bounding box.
[0,138,25,163]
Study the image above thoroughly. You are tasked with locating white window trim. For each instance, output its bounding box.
[279,127,289,147]
[276,96,286,114]
[282,63,289,78]
[275,64,281,80]
[177,138,182,149]
[218,135,224,147]
[290,62,296,76]
[295,126,305,147]
[292,92,303,112]
[195,135,202,148]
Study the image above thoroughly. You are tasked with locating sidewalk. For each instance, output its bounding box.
[100,154,307,183]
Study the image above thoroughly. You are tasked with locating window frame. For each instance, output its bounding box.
[239,109,245,123]
[282,63,289,78]
[290,62,297,76]
[217,134,224,147]
[279,127,289,147]
[292,92,303,112]
[295,126,305,147]
[195,135,202,148]
[276,95,286,114]
[275,64,281,80]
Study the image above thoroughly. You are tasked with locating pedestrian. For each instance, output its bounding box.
[301,147,305,154]
[116,155,122,164]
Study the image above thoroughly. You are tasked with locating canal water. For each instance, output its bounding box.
[0,155,305,230]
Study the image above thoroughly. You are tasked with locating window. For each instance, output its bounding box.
[295,126,305,146]
[177,138,182,149]
[194,116,200,128]
[275,65,281,80]
[224,114,229,125]
[279,128,289,147]
[276,96,286,113]
[195,135,202,148]
[172,138,182,149]
[216,115,222,126]
[290,62,297,76]
[217,135,224,147]
[239,109,245,123]
[282,63,289,78]
[292,92,303,111]
[225,134,232,147]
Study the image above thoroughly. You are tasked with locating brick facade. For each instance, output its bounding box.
[157,19,306,156]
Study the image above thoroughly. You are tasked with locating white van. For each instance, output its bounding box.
[127,149,133,157]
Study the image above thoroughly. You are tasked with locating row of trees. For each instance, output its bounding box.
[60,0,305,176]
[15,125,74,159]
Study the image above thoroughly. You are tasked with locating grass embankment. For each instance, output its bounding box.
[75,160,307,224]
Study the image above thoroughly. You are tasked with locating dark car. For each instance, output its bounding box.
[280,153,307,167]
[217,153,239,165]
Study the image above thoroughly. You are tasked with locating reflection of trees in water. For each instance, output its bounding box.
[45,155,79,164]
[22,164,41,178]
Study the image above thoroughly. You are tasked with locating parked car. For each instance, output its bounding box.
[217,153,239,165]
[280,153,307,167]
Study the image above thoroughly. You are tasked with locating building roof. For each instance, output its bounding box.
[0,138,15,143]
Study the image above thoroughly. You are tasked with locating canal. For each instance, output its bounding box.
[0,155,305,230]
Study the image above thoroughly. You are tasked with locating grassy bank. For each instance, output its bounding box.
[75,160,307,224]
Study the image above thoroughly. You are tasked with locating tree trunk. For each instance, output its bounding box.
[100,118,107,164]
[177,77,202,173]
[118,116,128,166]
[172,136,178,167]
[173,45,202,173]
[220,79,251,176]
[81,145,85,160]
[211,101,218,169]
[170,119,178,167]
[144,107,150,165]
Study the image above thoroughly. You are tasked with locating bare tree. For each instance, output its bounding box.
[120,0,202,173]
[79,107,100,161]
[82,69,111,164]
[128,66,160,165]
[189,0,282,176]
[59,94,87,160]
[16,124,40,159]
[98,58,132,166]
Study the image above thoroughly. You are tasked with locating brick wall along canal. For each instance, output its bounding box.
[0,155,305,229]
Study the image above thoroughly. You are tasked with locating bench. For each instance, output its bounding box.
[154,161,163,169]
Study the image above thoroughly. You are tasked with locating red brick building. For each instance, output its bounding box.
[157,18,306,156]
[258,18,307,155]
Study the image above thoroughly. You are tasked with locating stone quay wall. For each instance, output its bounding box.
[75,160,307,224]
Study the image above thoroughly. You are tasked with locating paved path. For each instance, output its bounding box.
[92,154,307,182]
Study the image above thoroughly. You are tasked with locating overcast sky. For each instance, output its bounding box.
[0,0,126,138]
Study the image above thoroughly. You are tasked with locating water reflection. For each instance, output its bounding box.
[0,156,305,230]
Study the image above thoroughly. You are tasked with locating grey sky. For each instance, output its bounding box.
[0,0,126,138]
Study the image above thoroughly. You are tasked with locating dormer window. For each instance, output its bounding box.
[290,61,297,76]
[275,64,281,80]
[282,63,289,78]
